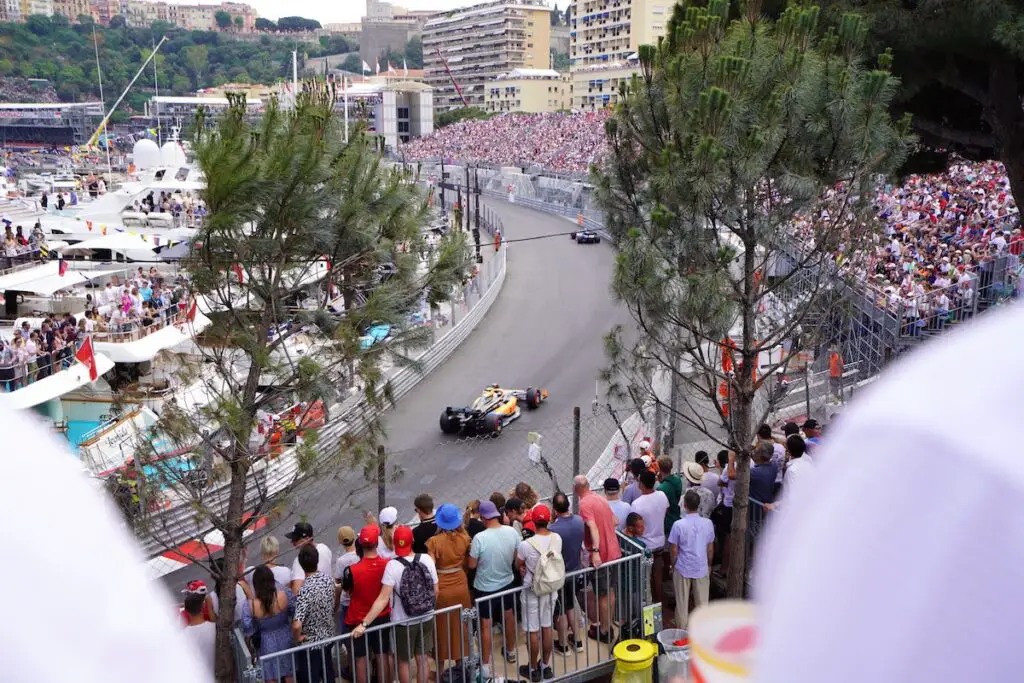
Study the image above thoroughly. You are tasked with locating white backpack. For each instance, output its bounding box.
[528,534,565,596]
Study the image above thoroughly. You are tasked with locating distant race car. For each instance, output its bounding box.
[570,230,600,244]
[440,384,549,436]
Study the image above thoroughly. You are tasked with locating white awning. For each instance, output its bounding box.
[0,261,57,291]
[59,233,159,254]
[9,267,123,296]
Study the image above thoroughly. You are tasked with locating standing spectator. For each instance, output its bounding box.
[259,536,293,589]
[621,458,646,504]
[341,526,393,683]
[549,492,585,654]
[412,493,438,554]
[505,497,526,536]
[291,544,337,683]
[629,470,670,604]
[573,475,621,643]
[333,526,359,632]
[356,526,438,683]
[377,507,399,559]
[696,451,720,499]
[242,564,295,683]
[286,523,333,594]
[714,450,736,575]
[604,477,631,530]
[802,419,822,452]
[683,462,715,519]
[828,346,845,401]
[667,490,715,630]
[468,500,521,677]
[427,503,473,667]
[181,582,216,676]
[749,442,779,504]
[656,456,684,536]
[516,504,561,682]
[756,425,786,497]
[463,499,486,538]
[766,435,814,511]
[489,492,509,525]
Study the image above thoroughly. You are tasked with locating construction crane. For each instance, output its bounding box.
[434,47,469,107]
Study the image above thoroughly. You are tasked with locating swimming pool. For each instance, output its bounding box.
[66,419,102,454]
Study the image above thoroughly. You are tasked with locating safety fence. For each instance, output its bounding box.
[133,221,509,558]
[234,537,652,683]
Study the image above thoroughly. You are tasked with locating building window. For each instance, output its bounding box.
[398,121,410,133]
[397,106,410,119]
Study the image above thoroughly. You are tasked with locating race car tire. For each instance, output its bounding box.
[485,413,503,436]
[439,411,460,435]
[526,387,542,409]
[569,232,577,240]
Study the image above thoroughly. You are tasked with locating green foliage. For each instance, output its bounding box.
[435,106,494,128]
[552,50,570,70]
[819,0,1024,202]
[404,36,422,69]
[0,21,325,105]
[594,0,913,595]
[214,10,232,30]
[552,3,561,25]
[254,17,276,31]
[277,16,321,32]
[341,53,362,74]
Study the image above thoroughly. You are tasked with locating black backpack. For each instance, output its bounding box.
[396,554,435,617]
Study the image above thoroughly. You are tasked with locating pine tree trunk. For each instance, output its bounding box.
[213,473,245,682]
[987,58,1024,210]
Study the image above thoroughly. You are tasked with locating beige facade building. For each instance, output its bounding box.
[19,0,52,17]
[485,68,569,113]
[117,0,254,29]
[423,0,552,112]
[0,0,21,21]
[52,0,90,20]
[568,0,669,110]
[570,55,640,111]
[167,2,214,29]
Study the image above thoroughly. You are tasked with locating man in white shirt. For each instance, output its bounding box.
[286,522,333,593]
[181,584,216,676]
[766,435,814,511]
[756,303,1024,683]
[630,470,670,604]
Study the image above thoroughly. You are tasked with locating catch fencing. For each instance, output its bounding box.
[235,536,652,683]
[133,217,509,558]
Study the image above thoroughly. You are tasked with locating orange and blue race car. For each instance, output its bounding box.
[440,384,549,436]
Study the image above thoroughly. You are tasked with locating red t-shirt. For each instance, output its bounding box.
[579,492,622,563]
[344,556,391,625]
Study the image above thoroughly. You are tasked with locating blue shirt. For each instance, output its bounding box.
[469,524,520,592]
[749,462,779,504]
[140,286,153,302]
[549,514,585,571]
[667,513,715,579]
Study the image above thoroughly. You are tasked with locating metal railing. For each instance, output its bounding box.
[236,542,651,683]
[0,342,77,392]
[91,302,189,344]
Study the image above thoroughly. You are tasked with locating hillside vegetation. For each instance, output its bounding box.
[0,15,354,118]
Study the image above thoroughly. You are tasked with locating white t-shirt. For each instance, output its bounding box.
[377,538,397,559]
[382,554,438,624]
[0,409,212,682]
[701,470,721,503]
[182,622,216,675]
[334,551,360,606]
[630,491,670,550]
[756,303,1024,683]
[608,499,631,530]
[779,457,814,506]
[290,542,333,583]
[517,532,561,588]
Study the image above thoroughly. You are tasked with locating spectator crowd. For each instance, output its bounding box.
[177,419,825,682]
[401,112,612,175]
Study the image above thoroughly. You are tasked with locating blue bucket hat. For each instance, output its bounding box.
[436,503,462,531]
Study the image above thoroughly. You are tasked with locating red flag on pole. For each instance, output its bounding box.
[231,263,244,284]
[58,257,68,277]
[75,336,98,381]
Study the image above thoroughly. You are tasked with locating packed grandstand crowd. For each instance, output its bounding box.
[0,77,60,104]
[401,111,612,175]
[405,113,1021,325]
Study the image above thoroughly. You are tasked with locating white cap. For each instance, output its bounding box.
[379,506,398,526]
[639,439,652,450]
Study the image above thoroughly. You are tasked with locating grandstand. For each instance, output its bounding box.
[0,102,105,147]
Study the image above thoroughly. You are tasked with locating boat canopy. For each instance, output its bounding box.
[8,267,123,296]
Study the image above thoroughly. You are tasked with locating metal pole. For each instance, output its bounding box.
[465,167,471,231]
[92,26,112,181]
[572,406,581,512]
[804,366,811,421]
[376,444,386,511]
[88,35,167,147]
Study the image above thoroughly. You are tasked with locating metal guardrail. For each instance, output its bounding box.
[240,540,650,683]
[136,242,509,558]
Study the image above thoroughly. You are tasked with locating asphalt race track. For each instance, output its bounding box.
[160,197,630,590]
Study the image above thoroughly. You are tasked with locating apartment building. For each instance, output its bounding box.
[166,2,213,30]
[121,0,165,26]
[19,0,52,17]
[569,0,670,67]
[116,0,254,29]
[485,68,569,113]
[423,0,551,112]
[0,0,21,22]
[52,0,93,22]
[570,53,640,111]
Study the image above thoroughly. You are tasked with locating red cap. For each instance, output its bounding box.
[393,525,414,556]
[523,521,537,534]
[531,504,552,523]
[358,524,380,547]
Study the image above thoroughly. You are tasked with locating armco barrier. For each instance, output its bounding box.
[136,242,508,558]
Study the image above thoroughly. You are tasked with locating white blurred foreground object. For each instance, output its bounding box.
[755,303,1024,683]
[0,410,212,682]
[689,600,755,683]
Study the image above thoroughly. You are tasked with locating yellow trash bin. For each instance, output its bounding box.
[612,639,658,683]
